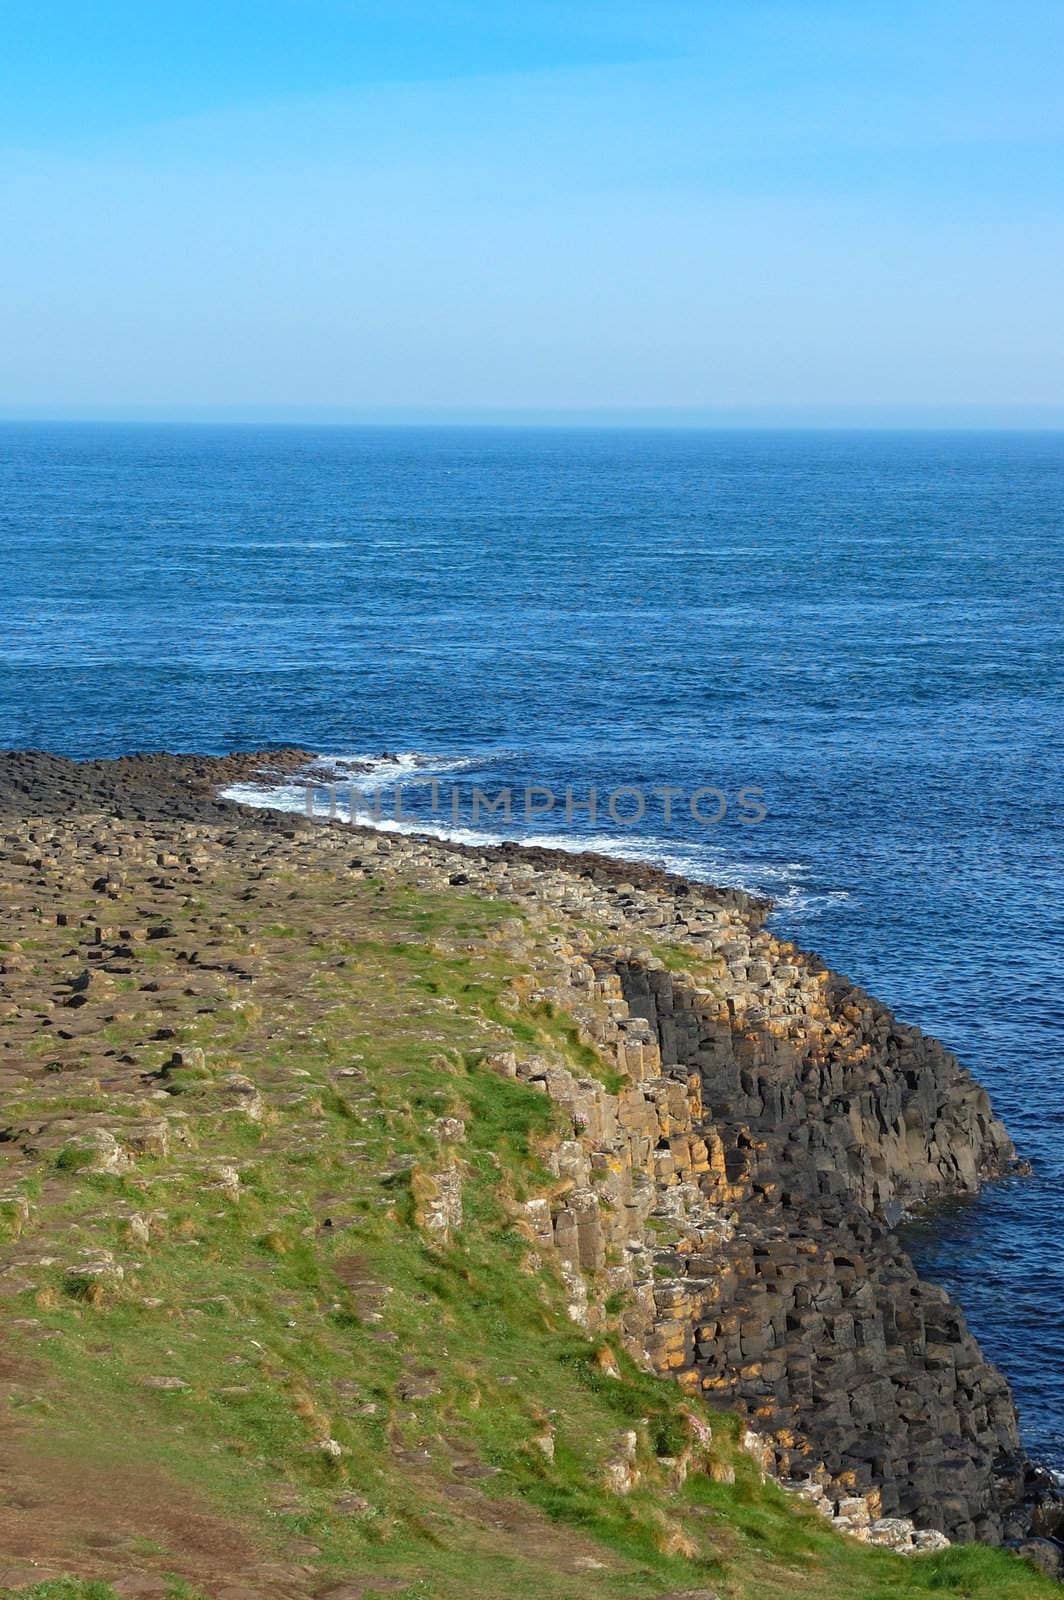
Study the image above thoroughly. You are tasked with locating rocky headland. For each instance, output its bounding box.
[0,747,1058,1598]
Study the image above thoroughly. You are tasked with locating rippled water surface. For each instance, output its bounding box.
[2,422,1061,1463]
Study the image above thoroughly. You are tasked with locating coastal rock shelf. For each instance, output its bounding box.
[0,746,1053,1573]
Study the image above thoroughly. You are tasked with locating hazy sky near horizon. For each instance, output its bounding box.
[2,0,1063,422]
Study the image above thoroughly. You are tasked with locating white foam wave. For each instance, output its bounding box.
[222,779,307,812]
[222,749,851,919]
[312,750,481,788]
[222,749,482,815]
[768,885,855,920]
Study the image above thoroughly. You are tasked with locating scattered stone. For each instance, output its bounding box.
[125,1213,153,1246]
[121,1119,170,1159]
[335,1492,373,1514]
[396,1373,443,1401]
[208,1162,242,1201]
[429,1116,466,1144]
[312,1437,346,1459]
[531,1429,555,1462]
[60,1129,132,1176]
[411,1163,463,1243]
[64,1253,124,1304]
[602,1430,640,1495]
[218,1073,265,1121]
[0,1193,31,1238]
[1010,1537,1064,1579]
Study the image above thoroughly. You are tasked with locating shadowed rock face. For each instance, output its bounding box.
[510,934,1037,1548]
[613,957,1024,1544]
[0,748,316,822]
[618,958,1016,1219]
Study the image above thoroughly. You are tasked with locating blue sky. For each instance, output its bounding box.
[2,0,1062,422]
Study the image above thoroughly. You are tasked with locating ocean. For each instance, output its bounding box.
[2,421,1061,1467]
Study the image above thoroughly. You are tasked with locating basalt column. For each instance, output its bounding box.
[610,955,1026,1544]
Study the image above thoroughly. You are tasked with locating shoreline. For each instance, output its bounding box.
[0,745,773,914]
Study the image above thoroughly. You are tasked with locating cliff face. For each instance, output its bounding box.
[513,935,1026,1547]
[617,955,1015,1219]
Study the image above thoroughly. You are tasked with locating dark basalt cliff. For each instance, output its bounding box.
[501,918,1045,1550]
[612,955,1025,1542]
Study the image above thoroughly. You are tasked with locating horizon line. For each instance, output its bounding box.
[1,405,1064,432]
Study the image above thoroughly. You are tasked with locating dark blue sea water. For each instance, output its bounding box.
[2,422,1062,1467]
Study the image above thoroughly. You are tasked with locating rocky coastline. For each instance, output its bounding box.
[0,745,1060,1578]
